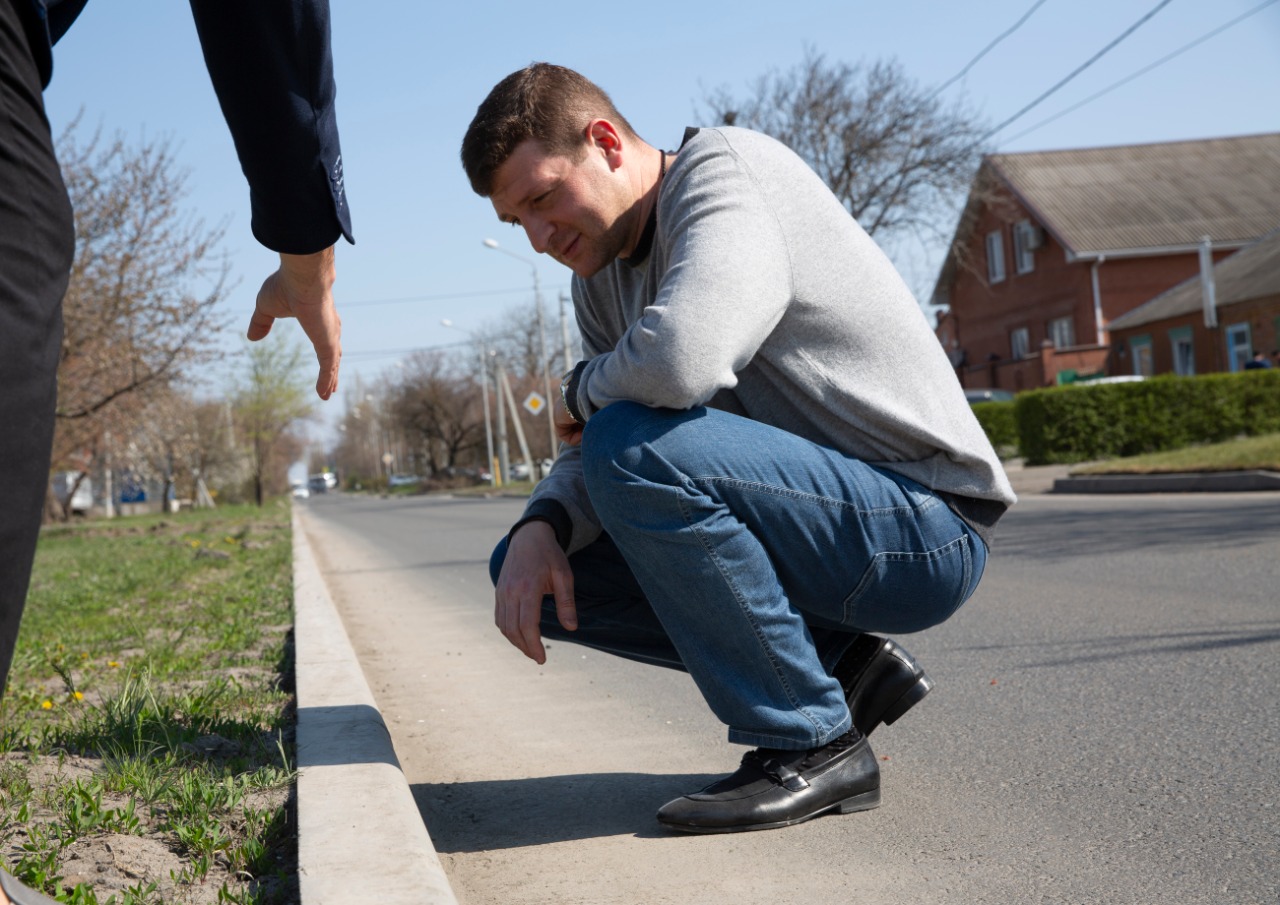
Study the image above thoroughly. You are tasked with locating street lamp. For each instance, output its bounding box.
[483,238,558,466]
[441,319,497,487]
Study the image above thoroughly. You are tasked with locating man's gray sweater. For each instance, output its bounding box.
[529,126,1015,553]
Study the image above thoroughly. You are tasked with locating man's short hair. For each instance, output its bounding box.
[461,63,637,197]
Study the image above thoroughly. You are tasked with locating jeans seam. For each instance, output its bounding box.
[678,484,831,742]
[699,476,925,518]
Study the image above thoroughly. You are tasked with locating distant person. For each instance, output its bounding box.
[462,64,1015,834]
[1,3,351,899]
[1243,351,1271,370]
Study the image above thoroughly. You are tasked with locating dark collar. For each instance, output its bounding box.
[622,129,700,268]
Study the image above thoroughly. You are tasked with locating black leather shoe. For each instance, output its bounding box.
[656,730,880,834]
[833,634,933,736]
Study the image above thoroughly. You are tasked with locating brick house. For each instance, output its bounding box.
[931,133,1280,391]
[1107,228,1280,376]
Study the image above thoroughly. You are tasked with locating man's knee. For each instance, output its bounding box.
[581,401,694,499]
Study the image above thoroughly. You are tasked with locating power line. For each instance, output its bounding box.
[982,0,1176,141]
[342,339,472,361]
[928,0,1053,100]
[1000,0,1280,144]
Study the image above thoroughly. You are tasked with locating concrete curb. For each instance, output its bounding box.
[1053,469,1280,494]
[291,508,458,905]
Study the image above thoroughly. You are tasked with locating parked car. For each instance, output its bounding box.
[964,388,1014,404]
[52,471,93,515]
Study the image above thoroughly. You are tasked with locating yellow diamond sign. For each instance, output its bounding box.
[523,392,547,416]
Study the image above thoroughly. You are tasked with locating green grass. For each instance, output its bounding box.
[1,502,298,905]
[1071,432,1280,475]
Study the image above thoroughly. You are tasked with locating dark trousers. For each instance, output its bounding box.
[0,0,75,698]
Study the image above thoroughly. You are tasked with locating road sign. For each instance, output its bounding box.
[523,392,546,416]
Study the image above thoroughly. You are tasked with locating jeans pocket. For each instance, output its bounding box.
[841,534,974,634]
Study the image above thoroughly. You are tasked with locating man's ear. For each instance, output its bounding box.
[586,119,625,169]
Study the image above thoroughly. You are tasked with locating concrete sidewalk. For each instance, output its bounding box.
[291,508,459,905]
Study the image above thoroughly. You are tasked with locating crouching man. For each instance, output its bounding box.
[460,63,1015,834]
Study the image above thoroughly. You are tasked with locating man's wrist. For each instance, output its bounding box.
[559,361,587,425]
[508,499,573,550]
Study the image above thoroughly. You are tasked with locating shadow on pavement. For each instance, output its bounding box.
[996,497,1280,559]
[412,772,720,850]
[954,621,1280,668]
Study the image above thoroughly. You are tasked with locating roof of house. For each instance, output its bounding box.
[989,132,1280,258]
[1108,227,1280,331]
[930,132,1280,307]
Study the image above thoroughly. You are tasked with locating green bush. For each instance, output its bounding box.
[1016,370,1280,465]
[971,400,1018,457]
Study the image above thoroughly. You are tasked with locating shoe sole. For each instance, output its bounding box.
[876,672,934,729]
[853,640,934,736]
[657,787,882,835]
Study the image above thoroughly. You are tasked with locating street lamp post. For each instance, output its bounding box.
[442,319,497,487]
[483,238,558,467]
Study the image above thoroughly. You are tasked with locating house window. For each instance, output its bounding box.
[1013,221,1038,274]
[1169,326,1194,376]
[1129,335,1154,377]
[1225,323,1252,372]
[1048,316,1075,349]
[1010,327,1030,360]
[986,230,1006,284]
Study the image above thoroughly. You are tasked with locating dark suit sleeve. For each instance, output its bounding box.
[188,0,354,255]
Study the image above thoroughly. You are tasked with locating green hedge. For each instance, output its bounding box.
[971,400,1018,455]
[1014,370,1280,465]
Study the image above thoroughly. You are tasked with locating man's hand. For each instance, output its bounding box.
[495,521,577,664]
[555,397,584,446]
[249,246,341,400]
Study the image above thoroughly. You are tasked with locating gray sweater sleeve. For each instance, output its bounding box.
[574,138,793,415]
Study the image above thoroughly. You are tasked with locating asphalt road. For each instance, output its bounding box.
[299,490,1279,905]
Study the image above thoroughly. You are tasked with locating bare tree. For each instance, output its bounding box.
[46,121,230,516]
[232,334,313,506]
[55,122,230,421]
[389,351,481,475]
[701,51,988,245]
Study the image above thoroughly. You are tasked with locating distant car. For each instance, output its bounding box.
[964,388,1015,404]
[388,474,420,487]
[291,484,310,499]
[306,475,328,493]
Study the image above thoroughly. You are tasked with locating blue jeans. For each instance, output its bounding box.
[489,403,987,750]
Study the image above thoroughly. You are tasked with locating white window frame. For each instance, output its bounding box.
[1169,326,1195,376]
[1225,323,1252,372]
[1048,316,1075,350]
[1010,327,1030,360]
[1013,221,1037,275]
[986,230,1006,284]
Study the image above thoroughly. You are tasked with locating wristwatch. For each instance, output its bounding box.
[559,363,586,424]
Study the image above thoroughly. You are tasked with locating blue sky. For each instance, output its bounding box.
[45,0,1280,437]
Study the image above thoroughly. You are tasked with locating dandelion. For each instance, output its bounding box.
[108,661,120,668]
[189,539,201,548]
[40,700,52,710]
[72,691,84,702]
